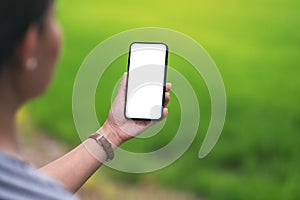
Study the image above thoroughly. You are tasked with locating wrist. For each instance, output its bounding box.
[83,138,108,163]
[99,122,122,149]
[89,132,114,161]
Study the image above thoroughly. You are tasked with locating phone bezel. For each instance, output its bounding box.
[124,42,169,121]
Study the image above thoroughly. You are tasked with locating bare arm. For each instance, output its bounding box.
[40,73,171,193]
[40,126,114,192]
[40,141,102,192]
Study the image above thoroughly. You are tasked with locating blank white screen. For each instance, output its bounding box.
[126,43,167,120]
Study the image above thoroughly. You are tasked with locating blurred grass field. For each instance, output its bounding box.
[26,0,300,199]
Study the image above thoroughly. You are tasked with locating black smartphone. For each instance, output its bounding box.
[125,42,168,120]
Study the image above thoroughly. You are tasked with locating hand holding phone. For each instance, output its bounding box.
[100,73,171,147]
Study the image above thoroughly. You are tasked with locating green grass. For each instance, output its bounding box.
[27,0,300,199]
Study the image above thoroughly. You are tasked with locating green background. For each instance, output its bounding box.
[26,0,300,199]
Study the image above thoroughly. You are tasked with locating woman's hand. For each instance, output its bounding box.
[99,73,171,147]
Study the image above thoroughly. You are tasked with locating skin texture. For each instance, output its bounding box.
[0,3,171,193]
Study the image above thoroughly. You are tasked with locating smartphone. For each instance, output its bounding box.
[125,42,168,120]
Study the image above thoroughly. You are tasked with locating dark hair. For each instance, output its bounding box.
[0,0,53,68]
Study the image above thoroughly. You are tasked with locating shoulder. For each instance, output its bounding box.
[0,151,79,200]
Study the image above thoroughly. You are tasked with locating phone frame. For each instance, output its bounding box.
[124,42,169,121]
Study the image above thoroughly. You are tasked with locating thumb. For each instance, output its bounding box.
[115,72,127,101]
[120,72,127,91]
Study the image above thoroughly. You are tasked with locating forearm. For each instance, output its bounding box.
[40,126,118,193]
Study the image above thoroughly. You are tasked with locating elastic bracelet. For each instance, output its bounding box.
[89,132,114,161]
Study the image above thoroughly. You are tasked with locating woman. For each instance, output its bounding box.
[0,0,171,199]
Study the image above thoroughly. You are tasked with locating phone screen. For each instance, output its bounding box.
[125,42,168,120]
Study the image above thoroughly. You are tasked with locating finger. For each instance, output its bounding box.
[121,72,127,87]
[166,83,172,92]
[164,92,170,107]
[163,108,168,118]
[135,120,151,126]
[116,72,127,96]
[112,73,128,109]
